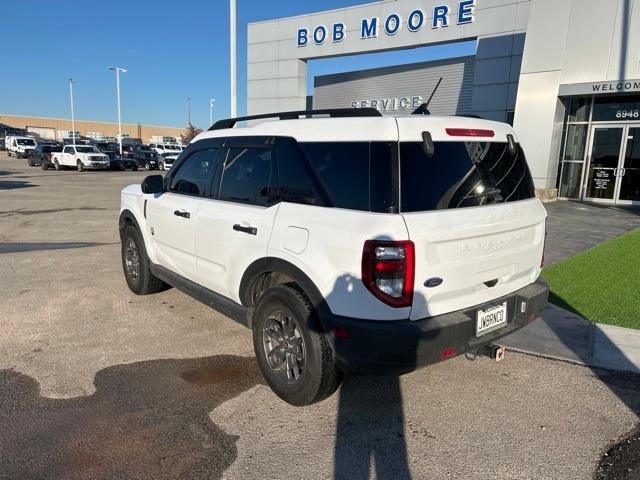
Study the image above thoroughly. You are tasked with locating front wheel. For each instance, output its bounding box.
[77,160,84,172]
[252,284,342,406]
[120,225,166,295]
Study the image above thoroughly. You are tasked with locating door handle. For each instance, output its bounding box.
[173,210,190,219]
[233,224,257,235]
[614,168,619,176]
[621,168,626,176]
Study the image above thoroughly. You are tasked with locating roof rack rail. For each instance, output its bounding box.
[209,108,382,130]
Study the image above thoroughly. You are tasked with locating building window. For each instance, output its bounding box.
[557,97,591,199]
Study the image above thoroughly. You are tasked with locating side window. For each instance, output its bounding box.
[219,147,273,206]
[275,138,327,206]
[169,149,220,196]
[63,146,73,154]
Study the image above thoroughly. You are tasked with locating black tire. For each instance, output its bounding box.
[120,225,166,295]
[145,162,151,171]
[77,160,84,172]
[132,165,138,171]
[41,162,49,170]
[27,157,33,167]
[252,284,342,406]
[54,160,61,171]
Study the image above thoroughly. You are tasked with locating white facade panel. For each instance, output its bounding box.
[246,0,640,200]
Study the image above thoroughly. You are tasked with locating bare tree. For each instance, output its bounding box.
[181,123,203,145]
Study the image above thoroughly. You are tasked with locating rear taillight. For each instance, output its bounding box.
[362,240,415,308]
[46,153,51,161]
[445,128,495,138]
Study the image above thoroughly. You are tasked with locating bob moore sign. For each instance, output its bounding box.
[297,0,476,47]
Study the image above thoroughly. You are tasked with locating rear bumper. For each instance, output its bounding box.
[320,278,549,375]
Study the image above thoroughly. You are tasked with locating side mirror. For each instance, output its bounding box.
[141,175,164,194]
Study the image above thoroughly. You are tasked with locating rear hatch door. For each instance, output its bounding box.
[396,117,546,320]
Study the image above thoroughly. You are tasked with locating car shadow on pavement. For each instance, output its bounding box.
[0,355,263,480]
[0,242,117,254]
[326,271,424,480]
[0,180,36,190]
[334,376,412,480]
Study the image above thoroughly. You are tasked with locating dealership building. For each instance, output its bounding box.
[247,0,640,204]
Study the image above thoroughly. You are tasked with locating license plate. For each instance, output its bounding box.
[476,302,507,336]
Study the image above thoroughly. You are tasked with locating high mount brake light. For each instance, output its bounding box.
[362,240,415,308]
[445,128,495,138]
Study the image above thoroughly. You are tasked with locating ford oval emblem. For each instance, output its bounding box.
[424,277,443,288]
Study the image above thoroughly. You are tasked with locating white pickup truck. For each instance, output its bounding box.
[51,144,110,171]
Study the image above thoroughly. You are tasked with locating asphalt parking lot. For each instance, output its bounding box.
[1,153,639,480]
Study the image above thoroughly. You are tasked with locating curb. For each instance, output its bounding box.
[502,305,640,375]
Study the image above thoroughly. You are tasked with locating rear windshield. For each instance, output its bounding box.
[400,141,535,212]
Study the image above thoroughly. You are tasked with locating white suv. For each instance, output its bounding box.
[119,108,548,406]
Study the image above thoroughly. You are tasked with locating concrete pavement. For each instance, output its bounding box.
[1,154,639,479]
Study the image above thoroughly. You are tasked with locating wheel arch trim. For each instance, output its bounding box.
[239,257,330,316]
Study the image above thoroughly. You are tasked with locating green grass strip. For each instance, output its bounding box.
[541,227,640,329]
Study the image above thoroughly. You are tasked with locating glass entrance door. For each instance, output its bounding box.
[584,127,624,202]
[618,127,640,204]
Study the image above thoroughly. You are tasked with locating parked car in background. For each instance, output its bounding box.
[150,143,181,155]
[133,145,160,170]
[51,145,110,171]
[28,143,62,168]
[95,142,119,160]
[121,144,137,159]
[5,136,37,158]
[158,151,179,171]
[110,156,138,171]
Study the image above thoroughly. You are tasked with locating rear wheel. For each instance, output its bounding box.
[27,157,33,166]
[54,160,61,171]
[120,225,166,295]
[41,161,49,170]
[252,284,342,406]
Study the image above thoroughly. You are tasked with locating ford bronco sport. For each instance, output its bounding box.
[119,108,548,406]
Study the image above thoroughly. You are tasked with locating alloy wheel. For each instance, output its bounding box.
[262,309,306,383]
[124,238,140,282]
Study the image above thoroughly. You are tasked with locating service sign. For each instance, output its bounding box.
[296,0,476,47]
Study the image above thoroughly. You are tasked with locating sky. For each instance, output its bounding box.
[0,1,474,129]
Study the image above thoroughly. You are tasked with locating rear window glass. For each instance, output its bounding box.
[400,141,535,212]
[297,142,394,213]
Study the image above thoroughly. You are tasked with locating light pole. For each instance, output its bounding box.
[230,0,237,117]
[209,98,216,126]
[68,78,76,146]
[109,66,127,155]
